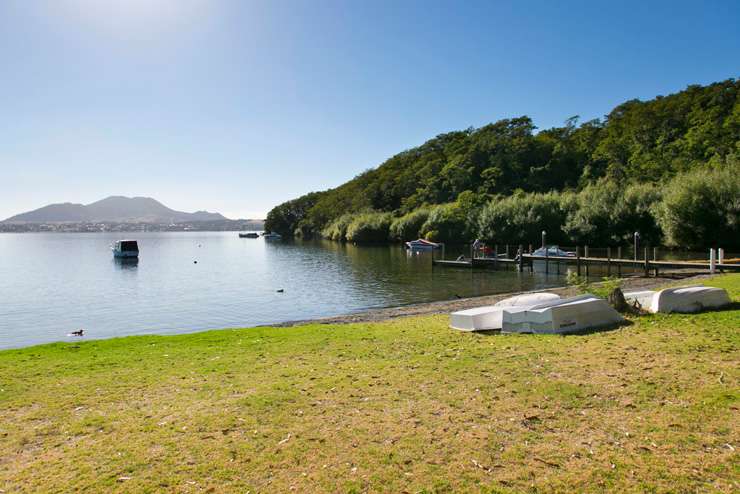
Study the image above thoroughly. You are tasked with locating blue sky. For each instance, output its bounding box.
[2,0,738,220]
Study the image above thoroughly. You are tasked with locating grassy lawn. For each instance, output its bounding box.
[0,276,738,493]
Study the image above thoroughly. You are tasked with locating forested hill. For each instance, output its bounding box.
[266,79,740,249]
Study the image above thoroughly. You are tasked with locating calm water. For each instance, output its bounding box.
[0,232,569,349]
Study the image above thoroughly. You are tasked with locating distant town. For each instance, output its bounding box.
[0,219,264,233]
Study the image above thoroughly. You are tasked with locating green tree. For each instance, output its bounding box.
[656,161,740,249]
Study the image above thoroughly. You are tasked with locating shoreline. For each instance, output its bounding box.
[271,271,713,327]
[0,271,714,352]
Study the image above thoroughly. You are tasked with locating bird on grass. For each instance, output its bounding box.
[70,329,84,337]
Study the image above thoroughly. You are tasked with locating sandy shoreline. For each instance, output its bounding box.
[273,272,714,327]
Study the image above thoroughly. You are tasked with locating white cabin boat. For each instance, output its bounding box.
[262,232,282,240]
[450,292,561,331]
[112,240,139,258]
[531,246,575,272]
[532,246,575,258]
[624,286,730,313]
[501,294,624,334]
[405,239,441,251]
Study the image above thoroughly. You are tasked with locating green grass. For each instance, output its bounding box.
[1,275,738,493]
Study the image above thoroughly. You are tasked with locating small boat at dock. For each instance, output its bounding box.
[112,240,139,258]
[532,246,575,258]
[262,232,282,240]
[405,239,441,251]
[239,232,259,238]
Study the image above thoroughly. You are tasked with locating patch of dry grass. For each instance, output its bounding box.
[0,275,738,493]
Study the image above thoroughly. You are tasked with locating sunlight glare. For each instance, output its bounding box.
[59,0,213,40]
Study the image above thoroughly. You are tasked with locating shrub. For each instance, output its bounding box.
[420,203,473,243]
[345,212,393,243]
[566,274,622,300]
[564,181,662,245]
[389,208,430,241]
[322,214,355,241]
[477,191,572,245]
[656,163,740,249]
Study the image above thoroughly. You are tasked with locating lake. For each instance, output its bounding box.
[0,232,571,349]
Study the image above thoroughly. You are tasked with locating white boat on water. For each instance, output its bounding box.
[112,240,139,258]
[532,246,575,258]
[450,292,561,331]
[405,239,441,251]
[624,285,731,313]
[501,294,624,334]
[531,246,575,272]
[262,232,282,240]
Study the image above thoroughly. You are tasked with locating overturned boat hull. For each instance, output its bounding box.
[625,286,731,313]
[450,292,561,331]
[501,294,624,334]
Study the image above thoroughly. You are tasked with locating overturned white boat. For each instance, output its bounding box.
[501,294,624,334]
[624,285,731,314]
[450,292,561,331]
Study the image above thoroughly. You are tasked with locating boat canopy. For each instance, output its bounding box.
[118,240,139,252]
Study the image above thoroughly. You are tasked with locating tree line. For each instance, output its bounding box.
[266,79,740,249]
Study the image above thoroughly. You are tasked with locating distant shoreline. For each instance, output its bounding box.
[0,219,264,234]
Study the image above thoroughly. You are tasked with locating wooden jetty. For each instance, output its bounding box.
[433,247,740,276]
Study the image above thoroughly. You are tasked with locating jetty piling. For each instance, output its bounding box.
[431,242,739,276]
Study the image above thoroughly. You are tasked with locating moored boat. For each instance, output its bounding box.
[532,246,575,258]
[531,245,575,272]
[239,232,260,238]
[112,240,139,258]
[262,232,282,240]
[405,238,441,251]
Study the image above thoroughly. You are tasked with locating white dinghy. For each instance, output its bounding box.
[449,292,560,331]
[624,285,731,314]
[501,294,624,334]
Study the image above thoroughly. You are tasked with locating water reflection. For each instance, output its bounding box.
[113,257,139,270]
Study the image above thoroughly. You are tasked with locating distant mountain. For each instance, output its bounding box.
[3,196,229,224]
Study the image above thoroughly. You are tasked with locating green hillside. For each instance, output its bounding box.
[266,79,740,249]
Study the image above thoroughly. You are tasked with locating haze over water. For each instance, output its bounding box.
[0,232,569,349]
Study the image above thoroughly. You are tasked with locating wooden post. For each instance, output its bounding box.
[544,245,549,274]
[505,244,510,259]
[644,247,649,276]
[494,244,498,269]
[617,246,622,276]
[710,248,716,274]
[528,244,532,254]
[607,247,611,276]
[584,245,589,277]
[518,244,523,272]
[576,246,581,276]
[653,246,658,276]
